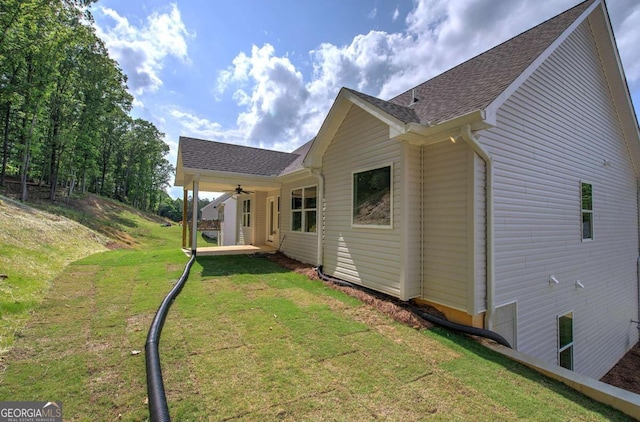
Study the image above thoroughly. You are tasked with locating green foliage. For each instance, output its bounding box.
[0,0,173,213]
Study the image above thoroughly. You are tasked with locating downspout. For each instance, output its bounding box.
[460,124,495,330]
[311,168,325,266]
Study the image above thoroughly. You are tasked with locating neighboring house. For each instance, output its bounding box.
[200,193,237,246]
[201,198,221,221]
[175,0,640,379]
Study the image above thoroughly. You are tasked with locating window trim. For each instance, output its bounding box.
[242,198,251,228]
[580,181,593,241]
[557,311,574,371]
[291,185,317,234]
[351,163,393,229]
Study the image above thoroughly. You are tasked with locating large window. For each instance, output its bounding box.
[581,182,593,240]
[352,165,392,227]
[291,186,317,233]
[558,312,574,370]
[242,199,251,227]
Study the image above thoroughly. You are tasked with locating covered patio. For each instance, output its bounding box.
[183,244,277,257]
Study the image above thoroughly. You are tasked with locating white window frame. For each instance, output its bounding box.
[242,199,251,228]
[351,163,393,229]
[557,311,574,371]
[291,185,317,234]
[580,181,593,241]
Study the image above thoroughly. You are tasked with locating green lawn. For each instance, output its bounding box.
[0,201,632,420]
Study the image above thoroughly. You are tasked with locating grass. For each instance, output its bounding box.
[0,195,108,354]
[0,194,633,420]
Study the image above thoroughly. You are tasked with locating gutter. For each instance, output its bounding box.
[460,124,495,330]
[311,168,325,266]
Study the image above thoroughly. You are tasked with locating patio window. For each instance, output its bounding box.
[581,182,593,240]
[291,186,317,233]
[352,164,392,227]
[558,312,574,370]
[242,199,251,227]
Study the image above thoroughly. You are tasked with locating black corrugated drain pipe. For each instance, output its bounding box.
[145,251,197,422]
[315,266,511,348]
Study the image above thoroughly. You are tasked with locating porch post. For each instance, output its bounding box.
[191,178,199,254]
[182,189,188,248]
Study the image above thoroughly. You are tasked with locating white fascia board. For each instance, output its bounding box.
[344,90,408,134]
[180,167,281,192]
[304,88,407,168]
[277,168,312,183]
[484,0,599,121]
[392,110,491,145]
[304,89,353,168]
[590,2,640,176]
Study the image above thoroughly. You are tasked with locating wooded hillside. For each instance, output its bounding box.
[0,0,173,212]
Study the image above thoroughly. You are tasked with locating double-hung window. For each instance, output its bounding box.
[242,199,251,227]
[558,312,574,370]
[581,182,593,240]
[291,186,317,233]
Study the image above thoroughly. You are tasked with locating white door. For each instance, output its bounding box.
[267,197,279,243]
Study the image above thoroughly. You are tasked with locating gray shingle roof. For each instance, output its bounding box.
[179,137,301,176]
[179,0,595,177]
[387,0,594,125]
[343,0,594,126]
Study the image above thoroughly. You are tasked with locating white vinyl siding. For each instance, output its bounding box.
[401,142,422,299]
[279,176,319,265]
[323,106,404,298]
[474,154,487,313]
[252,191,267,245]
[479,21,638,378]
[423,140,481,312]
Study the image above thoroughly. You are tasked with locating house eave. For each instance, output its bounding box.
[178,167,281,192]
[277,168,313,183]
[392,110,493,145]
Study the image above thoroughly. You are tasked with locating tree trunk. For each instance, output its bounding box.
[1,103,11,186]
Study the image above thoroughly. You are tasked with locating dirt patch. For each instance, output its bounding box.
[267,252,441,330]
[268,252,319,280]
[601,342,640,394]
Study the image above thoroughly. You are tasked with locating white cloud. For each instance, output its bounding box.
[94,3,193,96]
[169,109,245,143]
[610,1,640,93]
[204,0,639,152]
[216,44,313,151]
[368,7,377,20]
[392,7,400,21]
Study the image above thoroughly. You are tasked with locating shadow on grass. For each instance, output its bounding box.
[428,327,632,421]
[196,254,290,278]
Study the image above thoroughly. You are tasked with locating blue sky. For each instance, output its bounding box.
[90,0,640,199]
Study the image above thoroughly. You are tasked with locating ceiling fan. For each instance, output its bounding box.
[227,184,253,195]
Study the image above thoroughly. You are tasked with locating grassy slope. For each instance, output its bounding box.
[0,195,108,354]
[0,194,632,420]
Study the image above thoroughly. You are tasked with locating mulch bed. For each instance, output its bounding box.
[267,251,640,394]
[601,342,640,394]
[268,252,445,331]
